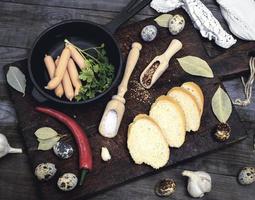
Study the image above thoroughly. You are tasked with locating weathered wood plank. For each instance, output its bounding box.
[175,123,255,176]
[0,127,37,200]
[0,0,156,15]
[0,70,254,175]
[0,96,253,177]
[0,0,218,16]
[0,154,38,200]
[0,46,28,83]
[0,1,255,200]
[0,101,17,125]
[224,79,255,122]
[1,123,254,200]
[91,167,255,200]
[0,2,150,49]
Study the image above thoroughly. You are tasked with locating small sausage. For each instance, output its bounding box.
[46,48,71,90]
[67,58,82,96]
[54,57,64,98]
[44,54,55,79]
[66,43,87,69]
[62,69,75,101]
[44,55,64,98]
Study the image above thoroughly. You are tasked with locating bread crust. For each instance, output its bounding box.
[150,95,186,148]
[181,82,204,115]
[167,87,201,131]
[127,114,170,169]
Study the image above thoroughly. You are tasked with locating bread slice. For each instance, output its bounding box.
[149,96,186,148]
[167,87,201,132]
[181,82,204,115]
[127,114,170,169]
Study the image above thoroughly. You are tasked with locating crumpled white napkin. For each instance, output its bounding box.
[216,0,255,40]
[150,0,237,48]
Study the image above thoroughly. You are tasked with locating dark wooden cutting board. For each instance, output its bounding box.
[3,13,255,200]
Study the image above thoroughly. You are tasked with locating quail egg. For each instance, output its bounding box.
[53,141,73,159]
[155,178,176,197]
[215,123,231,142]
[141,25,158,42]
[57,173,78,191]
[34,163,57,181]
[238,167,255,185]
[168,14,185,35]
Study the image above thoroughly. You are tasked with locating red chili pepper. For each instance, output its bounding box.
[35,106,93,186]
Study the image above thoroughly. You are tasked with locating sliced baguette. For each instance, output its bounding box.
[167,87,201,132]
[149,96,186,148]
[181,82,204,115]
[127,114,170,169]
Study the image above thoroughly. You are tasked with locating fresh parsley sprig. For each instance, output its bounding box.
[64,40,115,101]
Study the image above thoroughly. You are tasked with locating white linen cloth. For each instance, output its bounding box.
[150,0,237,48]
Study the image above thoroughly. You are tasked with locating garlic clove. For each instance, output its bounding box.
[187,179,205,198]
[182,170,212,198]
[0,133,22,158]
[9,147,23,154]
[101,147,111,162]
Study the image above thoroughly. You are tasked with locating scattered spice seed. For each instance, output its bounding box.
[129,80,152,104]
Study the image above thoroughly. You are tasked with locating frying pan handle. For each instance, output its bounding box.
[105,0,152,33]
[32,87,47,103]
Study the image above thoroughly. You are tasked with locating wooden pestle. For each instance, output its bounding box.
[140,39,182,89]
[99,42,142,138]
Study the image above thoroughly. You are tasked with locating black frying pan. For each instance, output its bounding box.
[28,0,151,105]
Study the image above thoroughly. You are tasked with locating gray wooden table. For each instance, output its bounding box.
[0,0,254,199]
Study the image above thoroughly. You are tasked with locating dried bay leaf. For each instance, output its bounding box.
[37,136,60,151]
[177,56,214,78]
[34,127,58,140]
[6,66,26,96]
[154,14,173,27]
[211,86,232,123]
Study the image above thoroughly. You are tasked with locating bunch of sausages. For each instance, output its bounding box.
[44,43,87,101]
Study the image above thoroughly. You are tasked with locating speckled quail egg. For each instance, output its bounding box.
[238,167,255,185]
[155,178,176,197]
[34,163,57,181]
[168,14,185,35]
[141,25,158,42]
[53,141,73,159]
[215,123,231,142]
[57,173,78,191]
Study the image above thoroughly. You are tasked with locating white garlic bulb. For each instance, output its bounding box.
[182,170,212,198]
[0,133,22,158]
[101,147,111,161]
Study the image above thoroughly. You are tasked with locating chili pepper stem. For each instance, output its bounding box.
[79,168,89,186]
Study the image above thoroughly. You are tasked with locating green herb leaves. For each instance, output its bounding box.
[63,41,115,101]
[177,56,214,78]
[75,44,114,101]
[211,86,232,123]
[34,127,61,150]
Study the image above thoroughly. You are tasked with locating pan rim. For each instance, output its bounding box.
[28,19,123,105]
